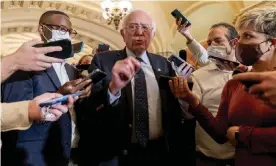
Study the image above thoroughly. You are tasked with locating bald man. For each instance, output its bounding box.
[77,10,196,166]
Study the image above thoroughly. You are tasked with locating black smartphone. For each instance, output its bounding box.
[87,69,107,85]
[159,75,193,91]
[209,55,240,70]
[34,39,72,59]
[232,69,259,88]
[171,9,191,27]
[168,55,186,67]
[98,44,109,52]
[76,64,90,70]
[72,41,84,54]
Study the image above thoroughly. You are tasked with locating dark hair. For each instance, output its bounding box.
[39,10,69,24]
[210,22,239,41]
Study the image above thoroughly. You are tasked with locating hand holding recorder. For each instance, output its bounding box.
[10,39,64,71]
[168,55,194,79]
[57,78,92,97]
[29,93,77,122]
[109,57,141,95]
[232,71,276,107]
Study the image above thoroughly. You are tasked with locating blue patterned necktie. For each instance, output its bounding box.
[134,57,149,147]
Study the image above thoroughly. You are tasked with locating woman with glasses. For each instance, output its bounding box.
[169,7,276,166]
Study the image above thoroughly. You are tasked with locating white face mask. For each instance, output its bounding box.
[207,45,236,62]
[42,25,71,42]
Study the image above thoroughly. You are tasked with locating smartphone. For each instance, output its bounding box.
[168,55,186,67]
[34,39,73,59]
[98,44,109,52]
[209,55,239,70]
[86,69,107,85]
[39,93,82,107]
[72,41,84,54]
[76,64,90,70]
[232,69,259,88]
[171,9,191,27]
[159,75,193,90]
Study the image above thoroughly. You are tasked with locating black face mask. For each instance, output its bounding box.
[235,41,270,66]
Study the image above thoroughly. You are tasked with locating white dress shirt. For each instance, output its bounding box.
[187,39,211,67]
[52,63,79,148]
[108,48,162,140]
[191,62,235,159]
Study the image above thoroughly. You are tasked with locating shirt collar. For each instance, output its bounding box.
[125,47,149,65]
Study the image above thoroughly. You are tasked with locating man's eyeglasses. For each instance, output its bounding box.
[42,24,78,38]
[125,23,153,33]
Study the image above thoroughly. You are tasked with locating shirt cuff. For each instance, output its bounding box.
[108,89,121,105]
[1,101,32,132]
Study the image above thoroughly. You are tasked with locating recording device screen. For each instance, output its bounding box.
[39,93,82,107]
[86,69,107,85]
[171,9,191,27]
[72,41,84,54]
[179,50,187,61]
[168,55,194,72]
[159,75,193,90]
[76,64,90,70]
[34,39,72,59]
[98,44,109,52]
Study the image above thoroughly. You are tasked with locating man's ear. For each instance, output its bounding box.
[271,38,276,46]
[232,38,239,46]
[120,29,125,41]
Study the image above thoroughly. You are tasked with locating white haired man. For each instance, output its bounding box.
[76,10,196,166]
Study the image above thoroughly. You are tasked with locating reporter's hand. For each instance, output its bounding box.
[232,71,276,107]
[13,39,63,71]
[28,93,77,122]
[226,126,240,146]
[169,77,199,108]
[57,78,92,97]
[109,57,141,95]
[172,61,193,79]
[176,18,193,42]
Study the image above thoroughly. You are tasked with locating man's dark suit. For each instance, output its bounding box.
[76,49,196,165]
[1,64,78,166]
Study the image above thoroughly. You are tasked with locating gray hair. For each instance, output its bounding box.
[236,7,276,38]
[120,9,157,34]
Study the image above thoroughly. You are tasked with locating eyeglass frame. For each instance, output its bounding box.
[124,23,154,33]
[40,23,78,37]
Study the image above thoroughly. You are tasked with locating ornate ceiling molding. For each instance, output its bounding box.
[1,1,161,55]
[232,1,276,25]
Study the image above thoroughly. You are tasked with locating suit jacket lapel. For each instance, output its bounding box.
[45,66,61,89]
[147,52,162,80]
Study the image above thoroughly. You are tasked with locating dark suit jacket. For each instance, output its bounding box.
[1,64,78,166]
[75,49,196,165]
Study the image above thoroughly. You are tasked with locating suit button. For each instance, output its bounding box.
[128,124,132,128]
[181,119,185,124]
[122,150,128,156]
[65,124,69,127]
